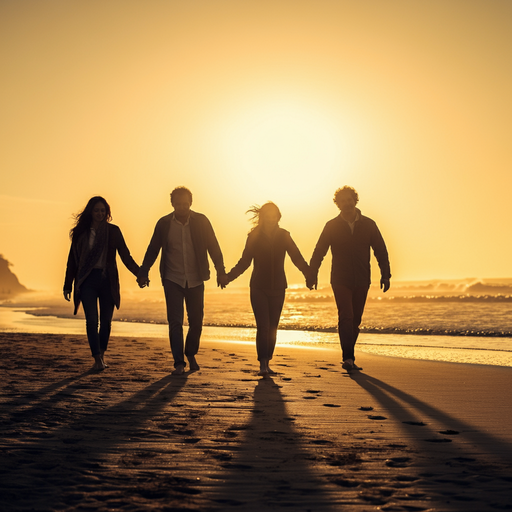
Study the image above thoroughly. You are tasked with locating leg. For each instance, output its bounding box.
[184,283,204,370]
[250,288,272,374]
[98,271,115,358]
[266,290,285,367]
[80,270,102,357]
[163,279,186,369]
[332,284,356,363]
[351,286,369,363]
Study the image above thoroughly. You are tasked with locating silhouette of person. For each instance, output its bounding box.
[137,187,226,375]
[64,196,140,371]
[307,186,391,372]
[219,202,309,376]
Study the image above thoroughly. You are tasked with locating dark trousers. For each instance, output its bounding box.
[163,279,204,368]
[332,284,369,362]
[250,288,286,362]
[80,269,115,357]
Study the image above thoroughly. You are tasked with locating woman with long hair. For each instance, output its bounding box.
[220,202,309,376]
[64,196,140,371]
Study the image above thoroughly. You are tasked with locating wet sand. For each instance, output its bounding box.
[1,332,511,511]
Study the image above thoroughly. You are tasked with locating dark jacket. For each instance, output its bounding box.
[227,227,309,290]
[138,210,225,283]
[310,209,391,288]
[63,223,140,315]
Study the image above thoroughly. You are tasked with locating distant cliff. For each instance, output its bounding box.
[0,254,29,297]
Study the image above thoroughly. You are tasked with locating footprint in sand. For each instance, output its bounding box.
[368,415,387,420]
[323,404,341,408]
[385,456,411,468]
[439,429,459,435]
[424,437,452,443]
[403,420,426,426]
[359,406,374,411]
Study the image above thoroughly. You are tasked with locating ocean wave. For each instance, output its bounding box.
[113,318,512,338]
[287,294,512,303]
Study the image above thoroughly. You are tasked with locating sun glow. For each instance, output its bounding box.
[214,99,354,208]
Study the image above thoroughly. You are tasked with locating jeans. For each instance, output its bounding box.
[163,279,204,368]
[80,269,115,357]
[332,284,369,363]
[250,288,285,362]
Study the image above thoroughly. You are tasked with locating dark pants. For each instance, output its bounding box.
[250,288,286,362]
[332,284,369,363]
[163,279,204,368]
[80,269,115,357]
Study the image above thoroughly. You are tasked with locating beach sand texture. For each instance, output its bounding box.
[1,332,511,511]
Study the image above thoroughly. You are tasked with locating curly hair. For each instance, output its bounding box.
[333,186,359,209]
[70,196,112,240]
[170,186,193,204]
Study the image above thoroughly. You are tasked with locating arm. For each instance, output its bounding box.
[138,218,165,284]
[308,224,331,289]
[63,242,77,301]
[114,226,140,277]
[371,223,391,292]
[285,233,309,277]
[226,235,255,283]
[204,217,226,277]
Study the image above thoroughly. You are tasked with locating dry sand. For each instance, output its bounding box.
[1,332,511,511]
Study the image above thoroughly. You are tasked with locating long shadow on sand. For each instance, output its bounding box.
[208,377,337,511]
[0,371,193,511]
[349,371,512,510]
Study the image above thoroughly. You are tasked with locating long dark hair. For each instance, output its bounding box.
[69,196,112,240]
[246,202,281,233]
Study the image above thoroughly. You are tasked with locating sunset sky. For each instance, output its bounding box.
[1,0,511,292]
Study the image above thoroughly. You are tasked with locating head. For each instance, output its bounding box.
[170,186,193,219]
[333,186,359,216]
[247,202,282,231]
[70,196,112,239]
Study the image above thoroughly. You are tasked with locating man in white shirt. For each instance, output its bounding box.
[138,187,226,375]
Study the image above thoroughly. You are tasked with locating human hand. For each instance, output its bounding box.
[217,274,230,289]
[137,275,150,288]
[380,278,390,293]
[63,290,71,301]
[305,272,317,290]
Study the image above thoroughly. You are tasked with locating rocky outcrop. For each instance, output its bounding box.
[0,255,29,297]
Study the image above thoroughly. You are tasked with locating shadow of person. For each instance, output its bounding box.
[209,377,337,511]
[347,370,512,510]
[349,371,512,462]
[0,372,190,510]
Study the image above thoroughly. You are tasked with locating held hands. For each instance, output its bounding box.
[305,270,318,290]
[137,275,150,288]
[380,278,390,293]
[217,274,230,289]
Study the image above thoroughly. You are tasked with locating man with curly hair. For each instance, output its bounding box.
[308,186,391,371]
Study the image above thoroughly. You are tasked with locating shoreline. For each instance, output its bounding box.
[1,307,512,368]
[1,332,511,511]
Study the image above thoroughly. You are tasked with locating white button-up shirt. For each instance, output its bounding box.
[164,213,202,288]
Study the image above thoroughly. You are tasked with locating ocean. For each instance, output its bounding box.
[2,278,512,367]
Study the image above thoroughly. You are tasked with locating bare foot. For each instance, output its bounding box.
[342,359,354,371]
[92,356,106,371]
[100,352,108,368]
[172,364,185,375]
[187,356,200,371]
[257,369,269,377]
[267,367,277,375]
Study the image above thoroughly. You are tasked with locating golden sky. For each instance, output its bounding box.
[1,0,512,291]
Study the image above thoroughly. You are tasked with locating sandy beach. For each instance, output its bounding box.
[1,332,511,512]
